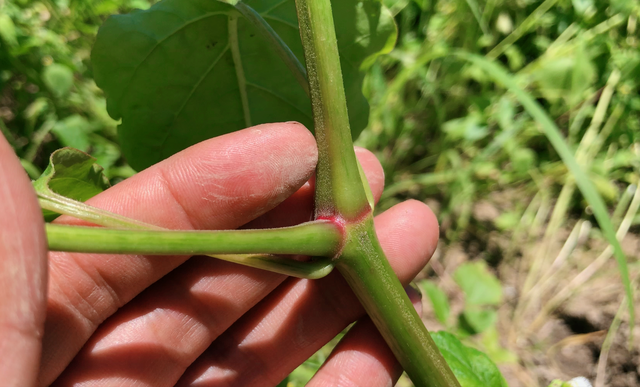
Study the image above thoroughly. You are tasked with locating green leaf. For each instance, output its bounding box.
[443,115,488,143]
[42,64,74,97]
[51,115,97,152]
[431,331,508,387]
[480,326,519,364]
[453,261,503,306]
[33,148,111,221]
[460,307,497,334]
[532,44,595,107]
[494,211,520,231]
[419,280,450,325]
[92,0,397,170]
[571,0,594,15]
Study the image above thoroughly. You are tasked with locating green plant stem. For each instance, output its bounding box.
[42,195,335,278]
[337,219,461,387]
[234,1,310,97]
[294,0,367,219]
[46,220,341,256]
[294,0,460,384]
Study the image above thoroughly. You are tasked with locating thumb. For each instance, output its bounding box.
[0,134,48,386]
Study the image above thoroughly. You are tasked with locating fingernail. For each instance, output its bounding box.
[405,282,423,303]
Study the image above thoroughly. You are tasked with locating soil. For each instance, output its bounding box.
[415,195,640,387]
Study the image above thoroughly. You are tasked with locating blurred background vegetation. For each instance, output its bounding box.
[1,0,639,385]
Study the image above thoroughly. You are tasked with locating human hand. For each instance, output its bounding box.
[0,122,439,387]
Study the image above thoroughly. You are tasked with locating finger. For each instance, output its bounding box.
[177,200,439,386]
[242,146,385,229]
[306,285,423,387]
[51,148,387,386]
[40,123,318,386]
[0,135,48,386]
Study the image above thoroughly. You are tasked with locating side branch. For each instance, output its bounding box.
[46,220,342,257]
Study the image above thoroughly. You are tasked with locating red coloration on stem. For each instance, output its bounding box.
[316,205,371,259]
[316,214,346,259]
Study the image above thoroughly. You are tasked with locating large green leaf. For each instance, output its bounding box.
[33,148,110,221]
[92,0,396,170]
[432,331,508,387]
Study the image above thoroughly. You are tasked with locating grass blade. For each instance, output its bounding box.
[457,52,635,333]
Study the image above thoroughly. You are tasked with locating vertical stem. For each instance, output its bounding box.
[294,0,367,219]
[338,219,461,387]
[293,0,461,385]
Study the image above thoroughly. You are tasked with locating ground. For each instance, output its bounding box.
[411,194,640,387]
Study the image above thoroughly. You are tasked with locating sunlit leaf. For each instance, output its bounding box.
[460,307,497,334]
[419,280,450,325]
[453,261,503,306]
[431,331,508,387]
[42,63,74,97]
[51,115,97,152]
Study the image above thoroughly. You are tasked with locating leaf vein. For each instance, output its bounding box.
[116,11,233,114]
[262,15,299,30]
[260,0,290,15]
[246,82,312,119]
[229,16,252,127]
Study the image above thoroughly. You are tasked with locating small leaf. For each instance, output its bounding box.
[419,280,450,325]
[42,63,74,97]
[453,261,503,306]
[431,331,508,387]
[443,115,488,143]
[33,148,111,221]
[480,326,519,364]
[51,115,96,152]
[460,307,497,334]
[572,0,594,15]
[533,45,595,107]
[494,211,520,231]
